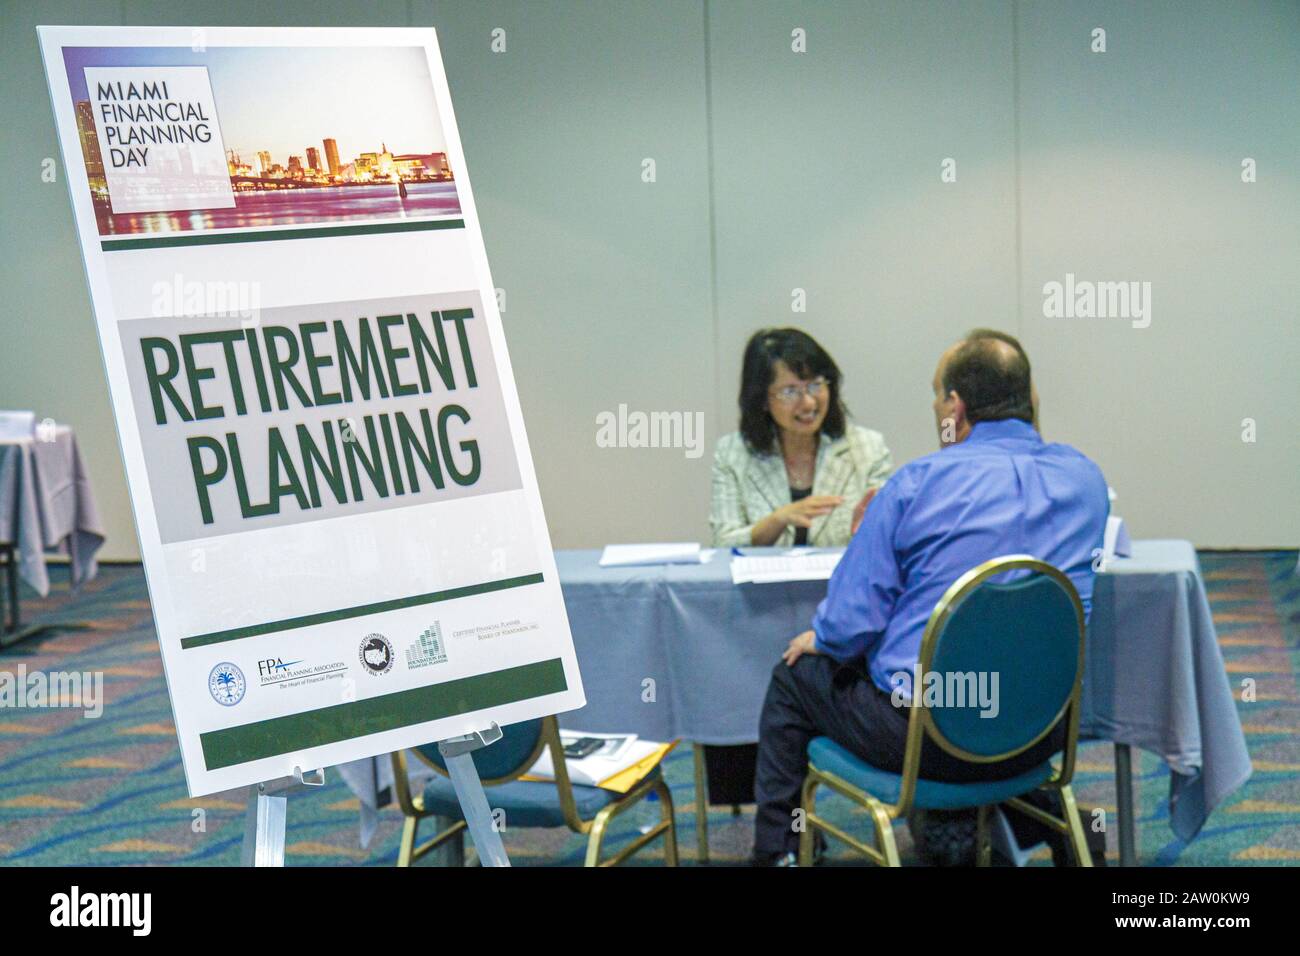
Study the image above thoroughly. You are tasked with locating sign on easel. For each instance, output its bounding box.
[39,25,585,798]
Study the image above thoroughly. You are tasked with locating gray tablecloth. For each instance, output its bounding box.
[0,426,105,597]
[338,540,1251,847]
[1081,540,1251,841]
[553,551,826,744]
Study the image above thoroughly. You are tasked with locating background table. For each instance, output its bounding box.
[1082,540,1252,863]
[551,541,1251,865]
[0,426,105,639]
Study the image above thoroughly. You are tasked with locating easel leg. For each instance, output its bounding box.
[1114,743,1136,866]
[240,768,325,867]
[443,750,510,867]
[241,784,288,867]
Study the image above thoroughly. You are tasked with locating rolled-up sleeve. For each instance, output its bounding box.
[812,473,907,661]
[709,441,753,548]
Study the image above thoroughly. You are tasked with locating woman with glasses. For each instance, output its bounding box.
[710,328,892,548]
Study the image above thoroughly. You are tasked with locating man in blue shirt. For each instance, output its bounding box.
[752,329,1109,865]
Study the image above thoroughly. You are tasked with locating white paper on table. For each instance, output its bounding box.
[1099,515,1132,570]
[527,731,667,788]
[731,551,843,584]
[599,543,702,567]
[0,411,36,440]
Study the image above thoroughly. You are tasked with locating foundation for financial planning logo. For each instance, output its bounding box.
[406,623,449,669]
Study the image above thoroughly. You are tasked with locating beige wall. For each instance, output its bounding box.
[1,1,1295,561]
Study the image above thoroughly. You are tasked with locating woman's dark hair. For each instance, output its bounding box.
[738,328,847,454]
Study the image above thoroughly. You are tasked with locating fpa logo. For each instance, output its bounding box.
[257,657,302,678]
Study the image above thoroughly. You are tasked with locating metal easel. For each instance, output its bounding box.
[240,766,326,866]
[241,723,512,867]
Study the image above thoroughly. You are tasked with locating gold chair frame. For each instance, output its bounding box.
[390,715,679,867]
[798,555,1094,867]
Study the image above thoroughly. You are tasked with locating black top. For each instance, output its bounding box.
[789,486,811,546]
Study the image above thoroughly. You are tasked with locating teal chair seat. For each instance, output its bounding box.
[807,737,1053,811]
[418,764,662,828]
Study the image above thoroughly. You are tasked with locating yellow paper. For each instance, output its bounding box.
[519,739,679,793]
[597,740,679,793]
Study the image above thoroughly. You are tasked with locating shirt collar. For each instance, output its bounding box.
[965,418,1040,444]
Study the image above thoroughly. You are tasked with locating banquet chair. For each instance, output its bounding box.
[799,555,1093,867]
[391,715,678,867]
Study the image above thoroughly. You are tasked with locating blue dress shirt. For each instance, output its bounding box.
[812,418,1109,695]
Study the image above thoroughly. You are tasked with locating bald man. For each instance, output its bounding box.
[752,329,1109,866]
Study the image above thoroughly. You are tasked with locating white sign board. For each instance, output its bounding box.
[39,25,585,796]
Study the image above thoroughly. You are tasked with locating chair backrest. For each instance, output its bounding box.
[910,555,1084,767]
[413,718,546,786]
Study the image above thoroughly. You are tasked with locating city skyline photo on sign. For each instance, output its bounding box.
[62,44,462,237]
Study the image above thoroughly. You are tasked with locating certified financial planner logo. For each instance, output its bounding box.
[208,662,246,706]
[359,634,394,676]
[406,624,448,669]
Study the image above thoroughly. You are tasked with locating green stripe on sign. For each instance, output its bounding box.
[101,217,465,251]
[200,658,567,770]
[181,573,544,649]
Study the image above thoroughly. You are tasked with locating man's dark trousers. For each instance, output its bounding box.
[754,654,1063,860]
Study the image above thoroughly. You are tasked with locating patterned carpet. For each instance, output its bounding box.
[0,551,1296,866]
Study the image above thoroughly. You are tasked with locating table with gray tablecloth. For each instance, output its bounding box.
[0,427,105,623]
[551,541,1249,858]
[338,540,1251,861]
[1081,540,1252,852]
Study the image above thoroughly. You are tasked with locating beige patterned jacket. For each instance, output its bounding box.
[709,424,893,548]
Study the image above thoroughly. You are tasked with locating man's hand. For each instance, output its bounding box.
[850,487,878,536]
[782,629,819,667]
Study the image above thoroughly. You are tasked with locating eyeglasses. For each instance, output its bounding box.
[769,378,829,405]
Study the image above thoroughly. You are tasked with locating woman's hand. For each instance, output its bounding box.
[749,494,844,545]
[776,495,844,529]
